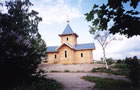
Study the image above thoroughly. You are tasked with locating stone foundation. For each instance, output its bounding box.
[39,64,105,72]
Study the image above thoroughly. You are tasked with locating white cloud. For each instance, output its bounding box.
[129,51,140,56]
[46,41,59,46]
[32,0,82,24]
[78,0,83,8]
[0,0,6,3]
[0,0,8,13]
[93,35,140,60]
[43,0,54,3]
[110,36,140,53]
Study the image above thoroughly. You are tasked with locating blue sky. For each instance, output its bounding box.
[1,0,140,60]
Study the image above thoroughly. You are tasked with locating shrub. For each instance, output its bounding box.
[5,78,63,90]
[50,70,60,72]
[94,61,104,64]
[125,56,140,87]
[91,67,107,72]
[91,66,129,76]
[117,59,122,63]
[106,58,114,65]
[64,70,70,72]
[30,78,63,90]
[112,63,127,69]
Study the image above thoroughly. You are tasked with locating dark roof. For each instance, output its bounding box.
[46,43,95,52]
[46,46,58,52]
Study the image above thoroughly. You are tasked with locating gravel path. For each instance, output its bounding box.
[47,73,129,90]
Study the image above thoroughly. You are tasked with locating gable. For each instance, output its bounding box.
[57,43,74,50]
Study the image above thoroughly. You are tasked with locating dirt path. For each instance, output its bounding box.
[47,73,129,90]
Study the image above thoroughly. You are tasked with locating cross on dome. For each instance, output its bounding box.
[66,16,70,24]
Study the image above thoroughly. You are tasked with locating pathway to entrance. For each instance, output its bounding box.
[47,73,129,90]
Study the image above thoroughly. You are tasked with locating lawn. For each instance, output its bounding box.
[83,76,139,90]
[91,64,129,76]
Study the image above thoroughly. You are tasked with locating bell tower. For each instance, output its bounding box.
[59,19,78,47]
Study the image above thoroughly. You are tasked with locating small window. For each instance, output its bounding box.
[65,50,67,58]
[54,55,57,59]
[81,53,83,57]
[66,37,68,41]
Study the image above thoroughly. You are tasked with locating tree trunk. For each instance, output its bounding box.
[103,47,109,69]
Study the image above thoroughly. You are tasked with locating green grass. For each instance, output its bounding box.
[111,63,127,69]
[83,76,139,90]
[111,64,129,76]
[91,64,129,76]
[94,61,104,64]
[3,78,63,90]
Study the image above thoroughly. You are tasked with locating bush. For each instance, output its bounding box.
[94,61,104,64]
[91,66,129,76]
[3,78,63,90]
[112,63,127,69]
[106,58,114,65]
[64,70,70,72]
[91,67,107,72]
[50,70,60,72]
[29,78,63,90]
[117,59,122,63]
[125,56,140,87]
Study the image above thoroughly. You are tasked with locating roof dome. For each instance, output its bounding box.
[59,24,78,37]
[62,24,73,34]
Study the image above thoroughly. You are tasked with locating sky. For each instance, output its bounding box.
[1,0,140,60]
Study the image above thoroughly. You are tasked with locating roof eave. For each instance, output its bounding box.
[75,48,95,51]
[46,51,58,53]
[59,33,78,37]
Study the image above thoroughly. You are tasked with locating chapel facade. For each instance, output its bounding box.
[46,22,95,64]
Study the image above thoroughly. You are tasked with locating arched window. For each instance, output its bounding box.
[54,55,57,59]
[65,50,67,58]
[81,53,83,57]
[66,37,68,41]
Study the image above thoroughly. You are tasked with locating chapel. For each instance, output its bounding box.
[46,21,95,64]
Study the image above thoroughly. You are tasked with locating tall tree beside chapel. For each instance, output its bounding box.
[0,0,46,87]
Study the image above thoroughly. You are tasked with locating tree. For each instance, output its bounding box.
[0,3,3,12]
[90,27,120,69]
[85,0,140,37]
[0,0,46,88]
